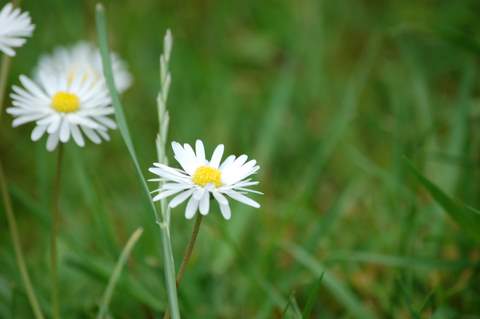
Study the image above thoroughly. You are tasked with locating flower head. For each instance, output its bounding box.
[0,3,35,56]
[6,43,132,151]
[35,42,131,93]
[7,70,115,151]
[149,140,261,220]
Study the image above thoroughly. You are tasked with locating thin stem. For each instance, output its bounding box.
[51,145,64,319]
[0,161,45,319]
[97,228,144,319]
[0,54,11,118]
[0,3,42,315]
[0,0,18,117]
[176,214,203,285]
[163,214,203,319]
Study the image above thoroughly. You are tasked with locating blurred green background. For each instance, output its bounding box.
[1,0,480,318]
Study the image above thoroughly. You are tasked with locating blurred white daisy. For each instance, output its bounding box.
[149,140,261,220]
[36,42,132,93]
[6,70,115,151]
[0,3,34,56]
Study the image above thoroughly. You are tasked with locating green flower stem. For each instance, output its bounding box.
[50,145,64,319]
[0,0,18,117]
[0,54,11,118]
[163,214,203,319]
[0,161,45,319]
[176,214,203,286]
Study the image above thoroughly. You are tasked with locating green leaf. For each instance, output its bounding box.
[302,274,324,319]
[406,159,480,240]
[284,243,376,319]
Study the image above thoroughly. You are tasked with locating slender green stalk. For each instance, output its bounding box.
[0,10,43,315]
[95,4,181,318]
[175,214,203,285]
[154,29,183,319]
[0,161,45,319]
[51,145,64,319]
[163,215,203,319]
[0,0,19,117]
[97,227,144,319]
[0,54,11,118]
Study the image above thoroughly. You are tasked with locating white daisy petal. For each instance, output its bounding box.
[219,203,231,220]
[212,191,233,220]
[193,187,205,201]
[82,127,101,144]
[185,196,199,219]
[46,130,59,152]
[0,3,34,57]
[209,144,224,168]
[169,189,194,208]
[224,189,260,208]
[34,41,131,93]
[152,188,184,202]
[31,124,47,141]
[212,190,228,206]
[195,139,206,164]
[59,118,71,143]
[219,155,236,170]
[199,191,210,215]
[172,141,196,174]
[70,124,85,147]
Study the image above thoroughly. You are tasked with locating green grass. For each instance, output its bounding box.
[1,0,480,318]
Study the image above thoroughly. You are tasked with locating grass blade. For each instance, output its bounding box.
[97,227,143,319]
[0,162,45,319]
[406,159,480,241]
[66,253,164,311]
[302,274,324,318]
[285,243,376,319]
[95,4,180,318]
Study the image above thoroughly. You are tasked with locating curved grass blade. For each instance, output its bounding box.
[0,162,45,319]
[405,159,480,241]
[302,274,324,318]
[97,228,143,319]
[284,243,376,319]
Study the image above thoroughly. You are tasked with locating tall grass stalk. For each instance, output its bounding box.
[163,215,203,319]
[0,54,11,118]
[0,162,45,319]
[97,227,144,319]
[0,32,44,318]
[154,29,184,319]
[50,144,64,319]
[95,4,181,318]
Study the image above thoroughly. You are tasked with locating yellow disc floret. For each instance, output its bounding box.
[192,166,222,187]
[51,92,80,113]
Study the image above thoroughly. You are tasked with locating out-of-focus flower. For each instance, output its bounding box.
[0,3,35,56]
[36,42,132,93]
[149,140,261,220]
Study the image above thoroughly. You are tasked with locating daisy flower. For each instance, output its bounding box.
[6,69,115,151]
[0,3,34,56]
[35,42,132,93]
[149,140,261,220]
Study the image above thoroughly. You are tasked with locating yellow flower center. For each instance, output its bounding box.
[192,166,222,187]
[51,92,80,113]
